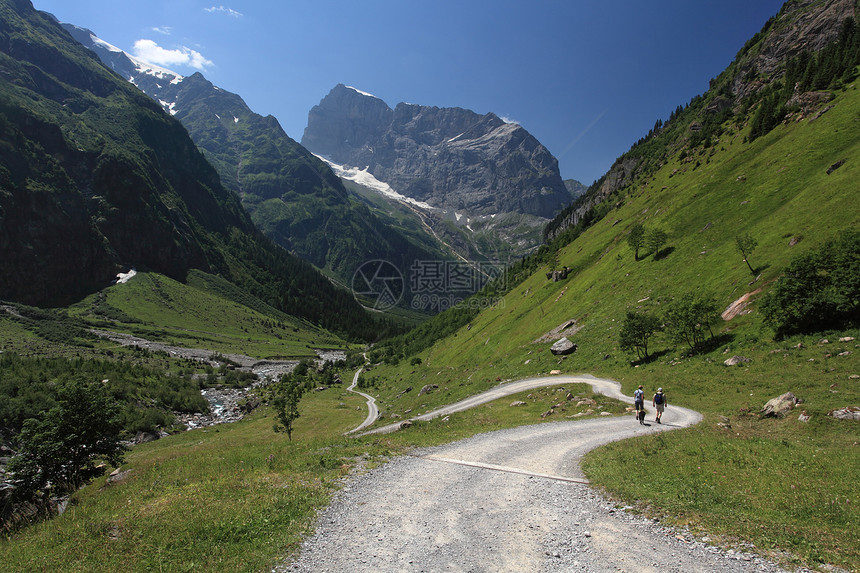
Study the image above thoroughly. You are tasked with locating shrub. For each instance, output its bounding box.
[761,229,860,337]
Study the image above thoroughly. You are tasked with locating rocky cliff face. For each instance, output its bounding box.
[302,84,572,219]
[731,0,856,100]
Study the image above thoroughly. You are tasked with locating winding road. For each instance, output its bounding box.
[344,366,379,435]
[286,375,789,572]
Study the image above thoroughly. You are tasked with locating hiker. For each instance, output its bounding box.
[634,385,645,424]
[653,387,667,423]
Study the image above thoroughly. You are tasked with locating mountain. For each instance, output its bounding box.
[0,0,380,341]
[564,179,587,200]
[301,84,574,259]
[302,84,572,218]
[60,24,453,299]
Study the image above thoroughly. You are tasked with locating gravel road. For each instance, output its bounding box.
[345,366,379,435]
[278,376,798,573]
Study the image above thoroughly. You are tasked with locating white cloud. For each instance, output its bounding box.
[151,26,172,35]
[132,39,213,70]
[205,5,243,17]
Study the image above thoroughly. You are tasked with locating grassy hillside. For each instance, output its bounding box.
[1,270,348,362]
[68,271,344,359]
[351,75,860,569]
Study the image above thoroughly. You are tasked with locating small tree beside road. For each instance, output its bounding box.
[619,311,662,360]
[270,373,306,441]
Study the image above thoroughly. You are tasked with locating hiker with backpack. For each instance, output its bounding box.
[653,387,667,423]
[634,385,645,424]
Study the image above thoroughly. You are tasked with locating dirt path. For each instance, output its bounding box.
[362,374,685,435]
[280,375,791,573]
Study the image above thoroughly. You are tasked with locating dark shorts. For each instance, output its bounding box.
[634,400,644,411]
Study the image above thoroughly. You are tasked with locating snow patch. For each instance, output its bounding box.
[88,32,124,54]
[447,132,466,143]
[315,155,434,211]
[158,99,177,115]
[116,269,137,284]
[133,59,183,83]
[345,85,377,98]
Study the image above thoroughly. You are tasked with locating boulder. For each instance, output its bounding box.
[509,401,527,407]
[826,159,846,174]
[418,384,438,396]
[399,420,414,430]
[106,468,132,485]
[133,431,160,444]
[828,406,860,421]
[724,355,751,366]
[550,338,577,356]
[798,411,811,423]
[760,392,799,418]
[395,386,413,399]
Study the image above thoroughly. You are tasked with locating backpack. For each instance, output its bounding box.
[654,393,664,405]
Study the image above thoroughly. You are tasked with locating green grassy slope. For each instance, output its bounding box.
[66,271,346,359]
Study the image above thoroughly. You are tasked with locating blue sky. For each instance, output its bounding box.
[34,0,785,185]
